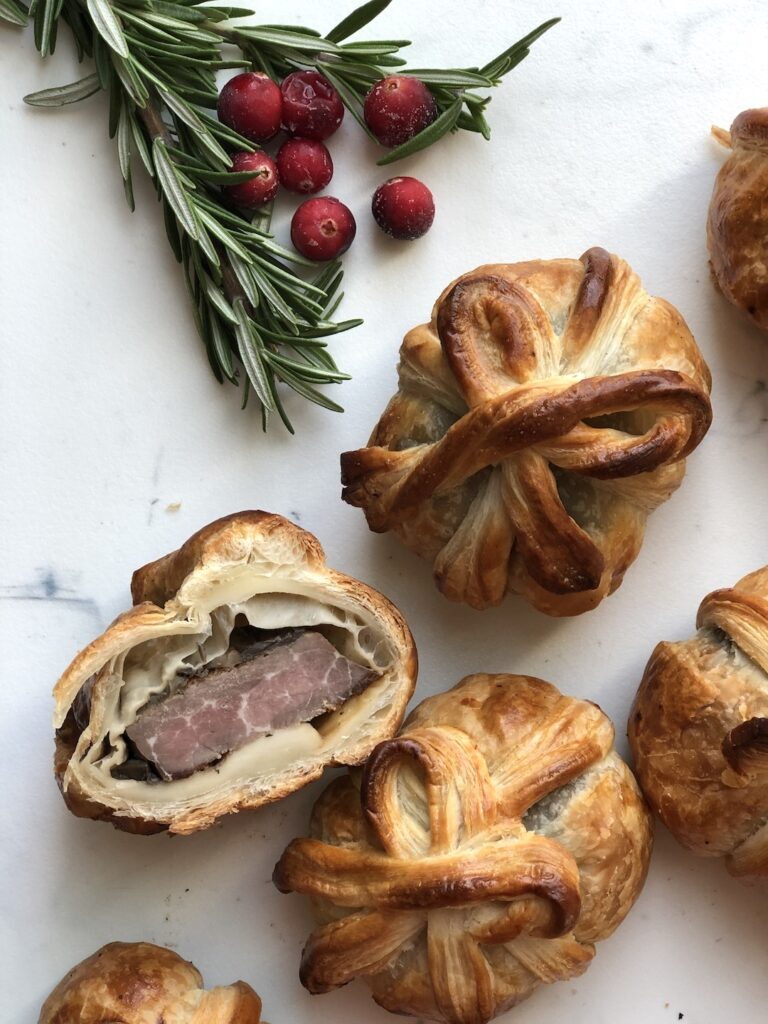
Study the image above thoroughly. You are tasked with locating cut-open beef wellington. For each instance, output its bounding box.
[53,512,417,835]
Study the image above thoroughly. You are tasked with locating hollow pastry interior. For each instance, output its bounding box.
[64,575,397,805]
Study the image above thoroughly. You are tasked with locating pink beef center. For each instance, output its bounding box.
[125,630,376,780]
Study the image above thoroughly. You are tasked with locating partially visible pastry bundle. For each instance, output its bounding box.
[629,566,768,879]
[708,108,768,331]
[275,673,652,1023]
[38,941,265,1023]
[342,247,712,616]
[53,512,417,835]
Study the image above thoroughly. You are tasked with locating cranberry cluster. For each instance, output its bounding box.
[217,70,438,261]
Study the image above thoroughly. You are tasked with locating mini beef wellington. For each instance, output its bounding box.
[629,566,768,879]
[39,942,264,1023]
[275,674,653,1024]
[341,248,712,616]
[708,109,768,331]
[53,512,417,835]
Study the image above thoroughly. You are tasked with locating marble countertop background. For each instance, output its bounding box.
[2,0,767,1021]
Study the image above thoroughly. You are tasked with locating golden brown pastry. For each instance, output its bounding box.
[341,248,712,616]
[54,511,417,835]
[708,109,768,331]
[275,674,653,1023]
[39,941,264,1023]
[629,566,768,879]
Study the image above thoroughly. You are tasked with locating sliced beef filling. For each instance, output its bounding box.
[123,627,378,781]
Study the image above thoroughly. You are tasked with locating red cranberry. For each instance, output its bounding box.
[276,138,333,194]
[372,177,435,240]
[363,76,438,148]
[291,197,356,261]
[217,72,282,143]
[281,71,344,141]
[224,152,279,210]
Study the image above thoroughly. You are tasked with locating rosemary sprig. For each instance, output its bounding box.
[227,11,561,163]
[8,0,558,430]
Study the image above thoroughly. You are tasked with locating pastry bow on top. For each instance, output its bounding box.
[342,248,712,616]
[274,674,653,1024]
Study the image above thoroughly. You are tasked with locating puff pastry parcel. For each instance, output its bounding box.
[708,108,768,331]
[54,512,417,835]
[39,941,264,1023]
[342,248,712,615]
[275,674,652,1023]
[630,567,768,879]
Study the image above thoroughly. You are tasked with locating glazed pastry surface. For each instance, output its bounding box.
[38,941,264,1023]
[708,109,768,331]
[341,247,712,616]
[275,673,652,1023]
[630,566,768,878]
[53,511,417,834]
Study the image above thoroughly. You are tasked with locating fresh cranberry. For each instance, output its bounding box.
[217,72,282,143]
[290,197,356,261]
[276,138,333,194]
[372,177,435,240]
[281,71,344,141]
[363,76,438,148]
[224,152,279,210]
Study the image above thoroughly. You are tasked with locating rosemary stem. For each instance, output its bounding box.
[137,97,172,145]
[137,97,254,318]
[218,244,254,314]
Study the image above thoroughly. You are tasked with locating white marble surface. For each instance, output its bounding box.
[2,0,768,1020]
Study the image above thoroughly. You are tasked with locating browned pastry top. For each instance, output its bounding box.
[38,941,264,1023]
[275,674,652,1024]
[630,566,768,878]
[342,248,711,616]
[708,108,768,331]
